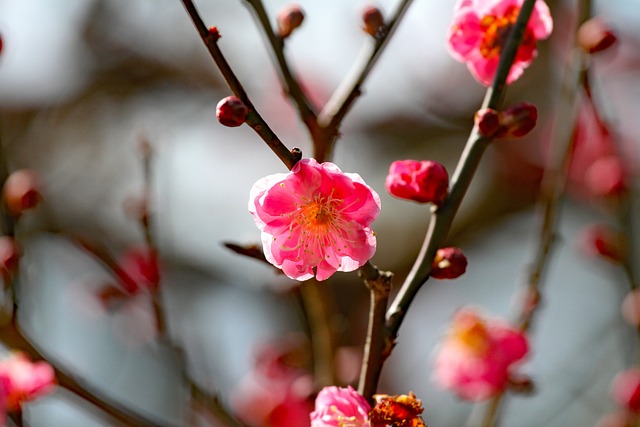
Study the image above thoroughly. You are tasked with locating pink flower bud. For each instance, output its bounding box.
[611,368,640,413]
[2,169,41,215]
[622,289,640,327]
[0,352,55,411]
[117,246,160,293]
[386,160,449,205]
[277,4,305,38]
[578,17,617,54]
[431,247,467,279]
[362,6,384,37]
[0,236,19,279]
[497,102,538,138]
[216,96,248,127]
[475,108,501,137]
[585,155,626,197]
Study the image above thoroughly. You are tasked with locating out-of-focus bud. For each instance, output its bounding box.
[475,108,501,137]
[362,6,384,37]
[431,247,467,279]
[0,33,3,55]
[611,368,640,413]
[2,169,41,215]
[622,289,640,327]
[117,246,160,294]
[0,236,19,279]
[277,4,305,38]
[578,223,625,263]
[216,96,248,127]
[577,17,617,54]
[385,160,449,205]
[498,102,538,138]
[585,155,626,197]
[596,412,636,427]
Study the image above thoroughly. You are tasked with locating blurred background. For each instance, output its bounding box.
[1,0,640,425]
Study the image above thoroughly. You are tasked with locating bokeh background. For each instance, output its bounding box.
[1,0,640,425]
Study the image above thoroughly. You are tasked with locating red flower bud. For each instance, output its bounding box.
[116,246,160,294]
[386,160,449,205]
[277,4,305,38]
[216,96,248,127]
[2,169,41,215]
[611,368,640,413]
[208,26,221,42]
[0,33,3,55]
[498,102,537,138]
[475,108,501,137]
[0,236,19,279]
[431,247,467,279]
[577,17,617,54]
[362,6,384,37]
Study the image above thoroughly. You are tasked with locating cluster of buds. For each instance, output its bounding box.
[277,4,305,39]
[385,160,449,206]
[475,102,538,139]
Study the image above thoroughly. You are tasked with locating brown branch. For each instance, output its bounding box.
[180,0,300,170]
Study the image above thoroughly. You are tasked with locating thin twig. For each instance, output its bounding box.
[242,0,318,123]
[357,263,392,402]
[180,0,299,170]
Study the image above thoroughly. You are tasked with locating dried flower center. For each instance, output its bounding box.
[479,6,534,59]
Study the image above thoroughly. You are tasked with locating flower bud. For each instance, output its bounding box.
[475,108,501,137]
[216,96,248,127]
[362,6,384,37]
[277,4,305,38]
[577,17,617,54]
[498,102,538,138]
[611,368,640,413]
[622,290,640,327]
[0,33,3,55]
[431,247,467,279]
[208,26,221,41]
[585,155,626,197]
[386,160,449,205]
[2,169,41,215]
[0,236,19,279]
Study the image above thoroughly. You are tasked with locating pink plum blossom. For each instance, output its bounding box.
[0,352,55,412]
[447,0,553,86]
[310,386,371,427]
[433,308,529,401]
[249,158,381,281]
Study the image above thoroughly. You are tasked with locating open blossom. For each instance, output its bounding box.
[0,352,55,412]
[249,158,381,281]
[310,386,371,427]
[447,0,553,86]
[433,308,528,401]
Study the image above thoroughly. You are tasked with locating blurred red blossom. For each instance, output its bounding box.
[611,368,640,413]
[433,307,529,401]
[447,0,552,86]
[0,352,55,413]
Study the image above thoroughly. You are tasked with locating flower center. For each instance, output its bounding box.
[300,199,334,231]
[453,317,490,356]
[479,6,520,59]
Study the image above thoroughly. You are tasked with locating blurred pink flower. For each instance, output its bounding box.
[447,0,553,86]
[385,160,449,205]
[434,308,529,401]
[310,385,371,427]
[116,245,160,294]
[611,368,640,413]
[0,352,55,412]
[249,158,380,281]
